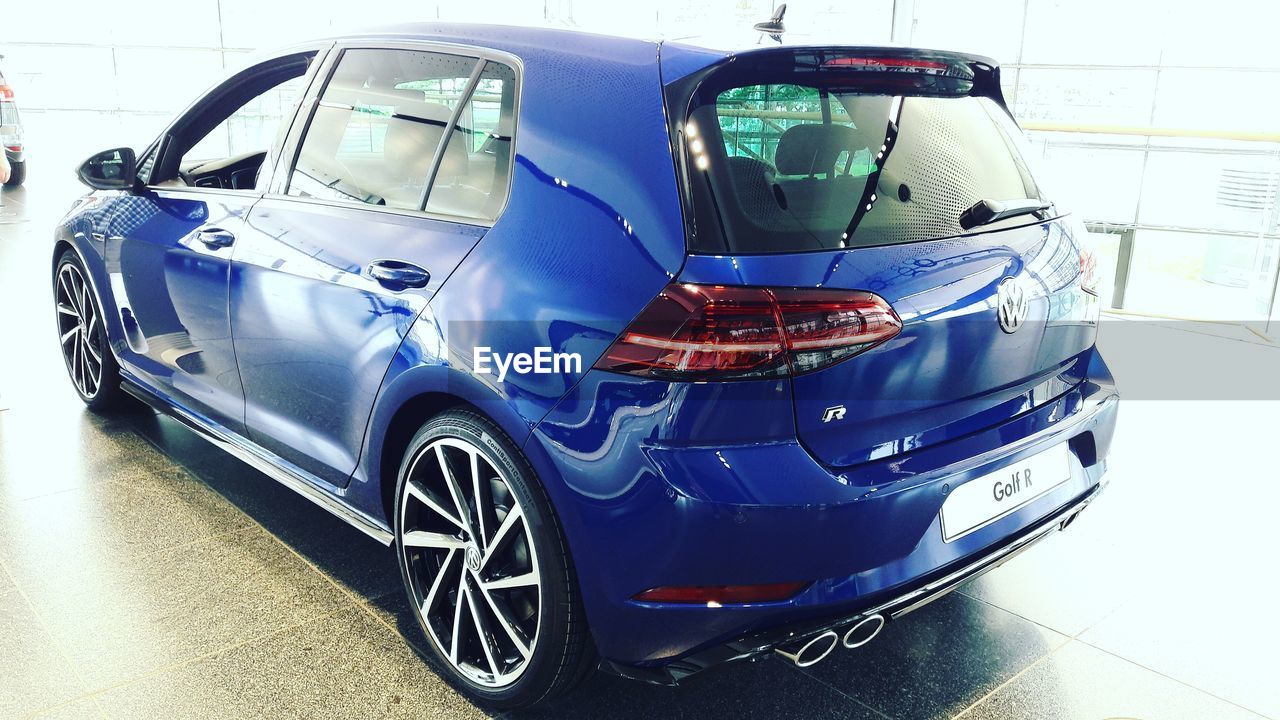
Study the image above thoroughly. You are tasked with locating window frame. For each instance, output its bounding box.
[270,40,523,228]
[139,42,332,198]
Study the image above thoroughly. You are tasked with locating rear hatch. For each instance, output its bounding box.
[660,46,1100,469]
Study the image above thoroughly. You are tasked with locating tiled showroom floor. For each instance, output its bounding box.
[2,176,1278,719]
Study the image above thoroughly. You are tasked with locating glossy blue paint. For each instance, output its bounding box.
[53,24,1119,677]
[230,199,483,486]
[679,218,1100,469]
[63,189,253,434]
[530,363,1115,663]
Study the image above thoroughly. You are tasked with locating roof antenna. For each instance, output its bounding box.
[754,4,787,44]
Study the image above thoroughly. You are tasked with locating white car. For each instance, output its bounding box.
[1,58,27,187]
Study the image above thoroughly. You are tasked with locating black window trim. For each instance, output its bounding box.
[270,39,524,229]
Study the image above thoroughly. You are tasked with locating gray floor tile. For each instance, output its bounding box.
[0,408,151,502]
[517,662,887,720]
[801,592,1068,720]
[0,468,255,593]
[17,525,352,689]
[957,500,1138,637]
[1079,583,1280,719]
[959,640,1266,720]
[0,589,88,718]
[121,411,405,602]
[28,697,107,720]
[0,560,15,596]
[93,605,492,720]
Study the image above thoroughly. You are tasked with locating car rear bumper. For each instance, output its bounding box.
[528,350,1118,668]
[606,481,1102,684]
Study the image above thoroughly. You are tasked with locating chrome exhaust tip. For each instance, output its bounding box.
[774,630,840,667]
[841,614,885,649]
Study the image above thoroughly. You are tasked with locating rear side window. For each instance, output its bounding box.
[425,61,516,220]
[287,48,516,220]
[679,52,1044,253]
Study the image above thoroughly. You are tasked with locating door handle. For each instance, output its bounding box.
[196,227,236,249]
[367,259,430,289]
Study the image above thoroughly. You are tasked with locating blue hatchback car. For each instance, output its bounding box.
[54,23,1118,709]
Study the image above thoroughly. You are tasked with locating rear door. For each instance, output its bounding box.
[670,49,1100,468]
[231,43,518,486]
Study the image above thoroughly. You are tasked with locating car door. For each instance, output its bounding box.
[230,43,518,487]
[105,49,323,434]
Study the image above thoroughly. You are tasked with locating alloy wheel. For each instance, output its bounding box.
[399,437,542,688]
[56,263,103,399]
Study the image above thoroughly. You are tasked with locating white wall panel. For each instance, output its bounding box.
[113,48,226,113]
[0,45,117,111]
[909,0,1023,63]
[108,0,224,48]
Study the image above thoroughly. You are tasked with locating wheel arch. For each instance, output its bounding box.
[52,233,116,354]
[52,236,83,276]
[375,390,468,526]
[359,360,545,529]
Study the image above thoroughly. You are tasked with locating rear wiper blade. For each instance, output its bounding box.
[959,198,1052,230]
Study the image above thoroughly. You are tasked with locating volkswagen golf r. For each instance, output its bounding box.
[52,23,1118,709]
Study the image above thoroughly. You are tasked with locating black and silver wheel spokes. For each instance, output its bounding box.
[400,437,541,688]
[56,263,103,398]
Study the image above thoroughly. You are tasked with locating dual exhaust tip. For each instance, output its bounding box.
[774,614,885,667]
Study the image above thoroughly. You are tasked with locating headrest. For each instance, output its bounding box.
[774,123,865,176]
[381,99,468,179]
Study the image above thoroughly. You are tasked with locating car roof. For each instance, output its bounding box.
[332,22,661,54]
[326,21,995,67]
[293,22,999,91]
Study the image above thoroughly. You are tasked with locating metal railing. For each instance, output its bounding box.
[1036,122,1280,328]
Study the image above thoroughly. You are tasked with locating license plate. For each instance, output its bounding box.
[940,443,1071,542]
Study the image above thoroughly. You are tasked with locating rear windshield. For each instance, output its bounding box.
[676,51,1046,254]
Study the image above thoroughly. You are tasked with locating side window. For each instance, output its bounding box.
[287,49,476,211]
[425,61,516,221]
[287,49,517,220]
[183,75,305,170]
[149,52,314,191]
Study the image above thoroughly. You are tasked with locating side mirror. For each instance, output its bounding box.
[77,147,137,190]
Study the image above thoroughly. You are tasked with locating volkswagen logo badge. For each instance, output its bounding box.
[996,277,1029,334]
[465,545,482,573]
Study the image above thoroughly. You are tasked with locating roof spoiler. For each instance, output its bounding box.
[664,45,1008,111]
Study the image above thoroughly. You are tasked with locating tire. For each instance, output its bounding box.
[4,159,25,187]
[54,249,125,411]
[394,408,595,710]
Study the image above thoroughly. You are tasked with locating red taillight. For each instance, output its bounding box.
[4,145,20,152]
[633,582,809,605]
[822,57,950,72]
[773,288,902,374]
[595,283,901,380]
[0,85,13,101]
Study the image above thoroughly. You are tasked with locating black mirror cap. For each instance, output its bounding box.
[77,147,137,190]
